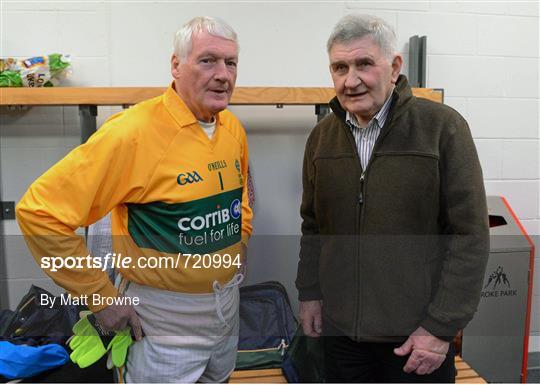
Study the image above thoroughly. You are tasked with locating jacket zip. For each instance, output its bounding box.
[341,121,365,341]
[358,172,365,204]
[343,122,382,339]
[341,91,404,339]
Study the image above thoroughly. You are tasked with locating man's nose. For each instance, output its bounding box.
[213,60,230,82]
[344,69,361,89]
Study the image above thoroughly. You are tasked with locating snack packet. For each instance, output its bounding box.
[0,53,71,87]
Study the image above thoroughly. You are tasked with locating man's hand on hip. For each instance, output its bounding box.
[299,300,322,338]
[393,326,449,375]
[93,303,143,341]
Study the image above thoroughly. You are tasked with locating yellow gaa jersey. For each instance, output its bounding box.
[16,84,253,311]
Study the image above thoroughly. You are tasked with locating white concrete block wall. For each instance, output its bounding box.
[478,15,538,57]
[1,1,539,351]
[468,99,538,138]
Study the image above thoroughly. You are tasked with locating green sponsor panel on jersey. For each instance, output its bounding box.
[127,188,242,254]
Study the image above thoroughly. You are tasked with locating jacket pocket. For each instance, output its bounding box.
[312,156,359,233]
[364,152,440,234]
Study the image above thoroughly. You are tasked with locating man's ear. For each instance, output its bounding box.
[171,54,181,79]
[391,54,403,84]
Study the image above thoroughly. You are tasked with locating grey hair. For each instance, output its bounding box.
[174,16,238,62]
[327,14,397,61]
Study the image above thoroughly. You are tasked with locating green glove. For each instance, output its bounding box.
[108,327,133,367]
[69,313,112,368]
[70,311,140,369]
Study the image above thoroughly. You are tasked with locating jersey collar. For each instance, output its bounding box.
[163,82,224,129]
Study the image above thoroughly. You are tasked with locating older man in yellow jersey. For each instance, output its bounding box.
[16,16,252,383]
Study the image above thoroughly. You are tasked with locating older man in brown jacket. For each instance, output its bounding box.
[296,14,489,383]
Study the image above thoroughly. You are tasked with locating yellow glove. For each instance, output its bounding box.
[69,312,111,368]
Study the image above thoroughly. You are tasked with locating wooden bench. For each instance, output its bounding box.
[455,356,487,384]
[230,356,486,383]
[230,368,288,383]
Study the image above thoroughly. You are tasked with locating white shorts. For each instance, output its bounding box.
[116,274,243,383]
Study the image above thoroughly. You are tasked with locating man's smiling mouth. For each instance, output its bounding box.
[347,91,368,97]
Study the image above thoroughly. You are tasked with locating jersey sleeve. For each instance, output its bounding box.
[239,125,253,246]
[16,119,150,311]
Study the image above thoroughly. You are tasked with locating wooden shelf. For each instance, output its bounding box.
[0,87,443,106]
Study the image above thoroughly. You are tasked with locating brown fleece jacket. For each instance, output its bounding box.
[296,75,489,342]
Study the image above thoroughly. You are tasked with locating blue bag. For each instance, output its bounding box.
[0,341,69,379]
[235,281,297,371]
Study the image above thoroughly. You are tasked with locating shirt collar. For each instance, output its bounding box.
[163,82,223,129]
[346,89,394,130]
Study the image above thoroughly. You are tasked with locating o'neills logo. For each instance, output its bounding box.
[481,266,517,298]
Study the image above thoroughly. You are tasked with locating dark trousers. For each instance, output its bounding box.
[323,335,456,383]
